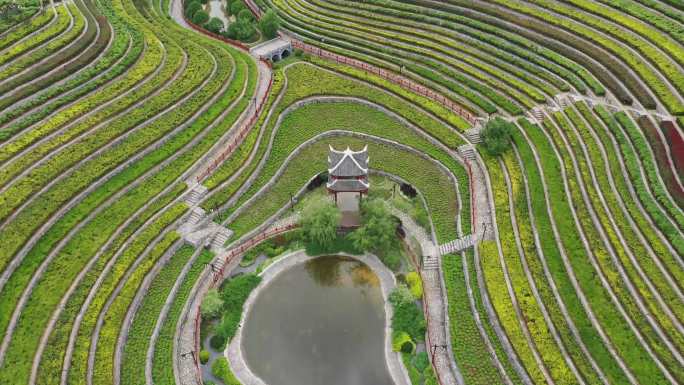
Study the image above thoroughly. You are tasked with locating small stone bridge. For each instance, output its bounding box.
[249,37,292,62]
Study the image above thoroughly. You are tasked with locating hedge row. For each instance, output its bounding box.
[0,18,141,141]
[484,0,682,114]
[0,4,72,66]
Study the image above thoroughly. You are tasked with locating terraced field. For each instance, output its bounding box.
[0,0,682,384]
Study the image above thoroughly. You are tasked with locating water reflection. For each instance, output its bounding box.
[242,256,393,385]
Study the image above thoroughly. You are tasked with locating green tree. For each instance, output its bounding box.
[237,8,254,22]
[481,117,513,156]
[300,196,340,249]
[205,17,224,33]
[200,288,223,319]
[192,9,209,25]
[349,198,396,253]
[184,0,201,18]
[225,16,255,41]
[229,0,246,15]
[258,9,279,39]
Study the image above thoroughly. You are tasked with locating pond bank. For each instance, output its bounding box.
[226,250,411,385]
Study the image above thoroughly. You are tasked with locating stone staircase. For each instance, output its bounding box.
[458,144,476,160]
[185,184,208,206]
[187,207,205,225]
[422,254,440,270]
[211,227,233,251]
[465,127,482,144]
[531,106,545,122]
[438,234,477,255]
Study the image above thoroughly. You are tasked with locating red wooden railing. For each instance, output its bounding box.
[195,74,273,183]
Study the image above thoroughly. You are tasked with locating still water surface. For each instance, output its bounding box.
[242,256,395,385]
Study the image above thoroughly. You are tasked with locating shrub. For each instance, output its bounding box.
[192,10,209,25]
[211,357,241,385]
[481,117,513,156]
[216,274,261,341]
[414,351,430,373]
[209,334,226,351]
[389,285,426,341]
[205,17,224,33]
[392,330,413,352]
[258,9,280,39]
[201,289,224,319]
[406,271,423,299]
[199,350,210,364]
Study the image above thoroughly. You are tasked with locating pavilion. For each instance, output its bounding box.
[327,145,369,228]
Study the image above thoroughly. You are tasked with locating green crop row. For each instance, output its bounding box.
[270,0,520,114]
[613,113,684,229]
[0,0,104,105]
[421,0,640,106]
[0,19,221,225]
[442,251,517,385]
[0,4,72,66]
[542,113,684,381]
[316,0,575,94]
[354,0,604,95]
[0,8,55,51]
[0,0,134,132]
[0,26,141,141]
[35,183,186,385]
[120,241,195,385]
[0,2,85,82]
[575,103,684,282]
[511,119,632,384]
[91,230,182,385]
[549,0,684,68]
[0,4,253,384]
[549,110,684,360]
[151,246,213,385]
[487,0,683,114]
[562,106,684,323]
[499,149,607,383]
[596,0,684,42]
[593,107,684,263]
[485,149,587,384]
[517,117,672,384]
[288,0,547,106]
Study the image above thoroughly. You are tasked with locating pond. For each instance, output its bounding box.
[241,255,395,385]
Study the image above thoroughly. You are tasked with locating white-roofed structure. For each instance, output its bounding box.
[327,145,369,227]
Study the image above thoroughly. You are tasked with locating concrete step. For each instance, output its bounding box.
[185,184,209,206]
[457,144,476,160]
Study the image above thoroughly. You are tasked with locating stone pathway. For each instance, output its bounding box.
[392,207,465,385]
